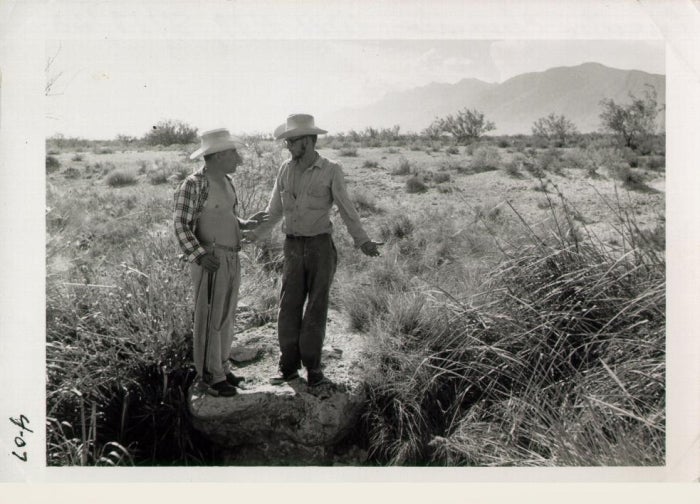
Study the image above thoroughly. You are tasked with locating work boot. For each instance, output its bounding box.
[226,372,246,388]
[307,369,331,387]
[210,380,238,397]
[270,370,300,385]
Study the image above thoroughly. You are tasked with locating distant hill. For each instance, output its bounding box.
[320,62,665,135]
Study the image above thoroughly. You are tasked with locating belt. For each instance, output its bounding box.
[285,233,330,240]
[202,242,241,252]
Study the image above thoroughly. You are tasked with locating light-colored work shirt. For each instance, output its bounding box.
[252,153,370,247]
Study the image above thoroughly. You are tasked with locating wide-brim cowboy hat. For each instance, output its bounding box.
[189,128,247,160]
[274,113,328,140]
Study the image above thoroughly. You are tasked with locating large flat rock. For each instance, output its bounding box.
[188,309,368,463]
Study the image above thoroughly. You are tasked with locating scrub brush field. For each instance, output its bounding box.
[45,133,665,466]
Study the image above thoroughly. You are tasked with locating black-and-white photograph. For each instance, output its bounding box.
[1,0,699,500]
[42,37,669,468]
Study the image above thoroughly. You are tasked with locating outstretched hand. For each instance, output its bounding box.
[242,211,269,230]
[360,240,383,257]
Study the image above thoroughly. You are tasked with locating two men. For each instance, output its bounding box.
[174,128,265,397]
[176,114,381,395]
[249,114,382,387]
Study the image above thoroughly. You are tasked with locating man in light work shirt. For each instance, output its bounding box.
[249,114,382,387]
[174,128,266,397]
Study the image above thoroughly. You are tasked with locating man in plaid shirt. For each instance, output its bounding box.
[174,128,266,397]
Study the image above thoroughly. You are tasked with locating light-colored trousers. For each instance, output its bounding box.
[190,247,241,384]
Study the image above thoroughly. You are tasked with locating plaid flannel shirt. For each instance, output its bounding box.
[173,166,240,263]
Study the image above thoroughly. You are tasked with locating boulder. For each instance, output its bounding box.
[188,309,369,465]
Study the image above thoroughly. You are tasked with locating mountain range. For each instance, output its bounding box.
[320,63,665,135]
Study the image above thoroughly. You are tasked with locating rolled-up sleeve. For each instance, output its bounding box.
[331,165,370,247]
[173,179,206,263]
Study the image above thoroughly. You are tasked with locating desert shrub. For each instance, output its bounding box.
[147,168,170,185]
[428,108,496,144]
[445,146,460,155]
[46,155,61,173]
[362,160,379,168]
[391,157,412,176]
[433,172,451,184]
[532,113,579,147]
[72,154,84,162]
[105,169,139,188]
[379,213,415,242]
[339,147,358,157]
[643,155,665,171]
[536,148,563,174]
[144,119,198,146]
[351,191,382,216]
[610,164,650,191]
[170,163,192,183]
[470,145,501,172]
[503,153,528,178]
[562,148,593,171]
[599,86,662,151]
[63,167,80,179]
[405,176,428,194]
[95,147,114,155]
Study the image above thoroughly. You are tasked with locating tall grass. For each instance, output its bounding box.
[45,142,281,465]
[350,189,664,466]
[46,137,665,466]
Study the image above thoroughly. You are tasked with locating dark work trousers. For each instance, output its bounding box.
[278,233,337,376]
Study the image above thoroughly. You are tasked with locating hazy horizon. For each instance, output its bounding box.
[46,39,664,141]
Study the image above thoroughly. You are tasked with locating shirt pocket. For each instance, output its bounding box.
[307,183,331,210]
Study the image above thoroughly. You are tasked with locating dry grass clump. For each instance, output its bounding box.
[391,157,413,176]
[339,147,359,157]
[357,195,665,466]
[47,155,61,173]
[105,169,139,188]
[535,148,563,174]
[405,175,428,194]
[362,160,380,169]
[469,146,501,172]
[45,156,280,464]
[433,172,451,184]
[351,190,383,216]
[46,236,219,465]
[503,153,527,178]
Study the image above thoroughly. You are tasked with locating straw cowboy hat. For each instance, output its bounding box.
[274,114,328,140]
[189,128,247,160]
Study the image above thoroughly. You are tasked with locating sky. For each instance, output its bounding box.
[32,0,667,139]
[45,38,664,140]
